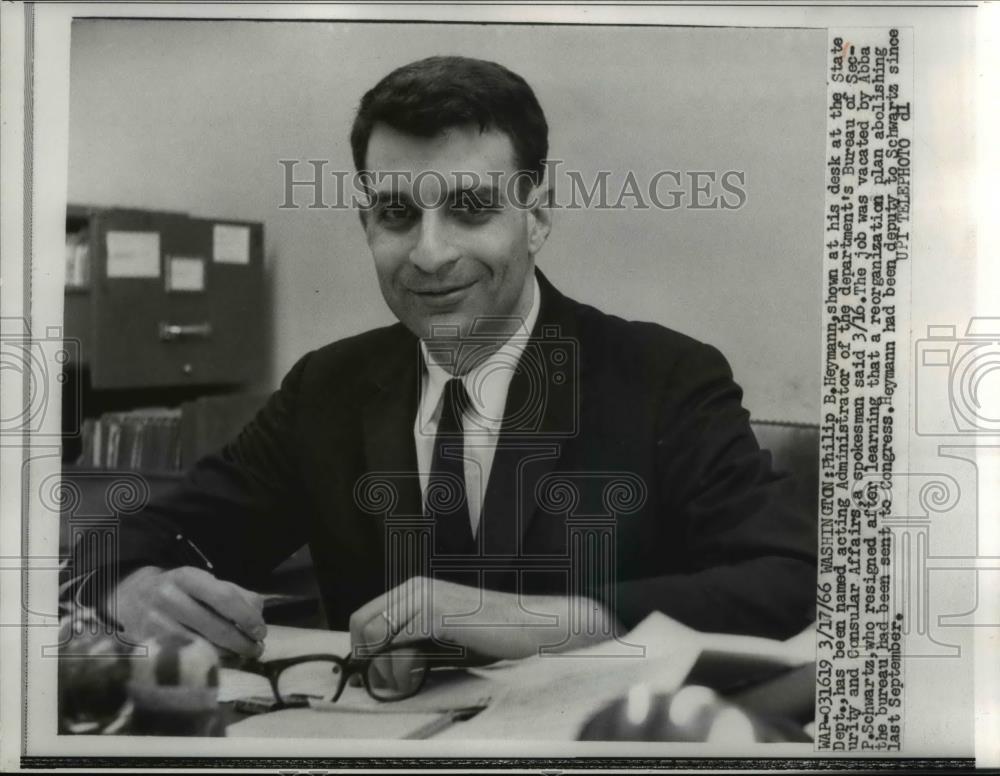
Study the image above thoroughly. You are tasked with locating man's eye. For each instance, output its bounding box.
[451,196,499,221]
[377,203,417,226]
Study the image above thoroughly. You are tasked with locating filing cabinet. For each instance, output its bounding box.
[64,205,265,389]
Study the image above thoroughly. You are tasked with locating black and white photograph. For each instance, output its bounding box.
[0,1,995,773]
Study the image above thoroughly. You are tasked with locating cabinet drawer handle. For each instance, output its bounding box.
[158,322,212,342]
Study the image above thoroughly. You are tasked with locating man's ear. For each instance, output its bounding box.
[525,184,553,256]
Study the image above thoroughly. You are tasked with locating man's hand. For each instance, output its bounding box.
[349,576,619,664]
[110,566,267,658]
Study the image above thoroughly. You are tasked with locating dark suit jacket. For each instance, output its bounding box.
[112,270,816,639]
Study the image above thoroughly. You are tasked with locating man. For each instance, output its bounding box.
[102,56,815,662]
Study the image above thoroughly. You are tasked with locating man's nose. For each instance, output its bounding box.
[409,212,460,273]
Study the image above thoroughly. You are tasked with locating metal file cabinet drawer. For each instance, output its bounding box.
[65,206,265,390]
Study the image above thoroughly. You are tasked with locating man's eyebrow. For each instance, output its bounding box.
[370,189,416,207]
[452,185,504,206]
[369,185,505,208]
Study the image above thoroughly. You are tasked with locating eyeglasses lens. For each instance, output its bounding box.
[275,660,341,703]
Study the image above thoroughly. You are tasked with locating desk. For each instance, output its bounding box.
[218,615,815,741]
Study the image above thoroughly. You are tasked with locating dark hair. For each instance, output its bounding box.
[350,56,548,185]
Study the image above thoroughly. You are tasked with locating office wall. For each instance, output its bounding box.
[67,20,825,422]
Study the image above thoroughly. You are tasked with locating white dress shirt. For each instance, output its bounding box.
[414,276,541,537]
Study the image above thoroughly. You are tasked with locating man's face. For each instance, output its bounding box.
[362,123,550,347]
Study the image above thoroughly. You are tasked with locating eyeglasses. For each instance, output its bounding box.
[235,644,432,709]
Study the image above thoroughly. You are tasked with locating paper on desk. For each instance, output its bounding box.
[256,614,815,666]
[689,620,816,666]
[439,612,815,741]
[261,624,352,660]
[222,616,816,740]
[228,707,442,739]
[440,612,704,740]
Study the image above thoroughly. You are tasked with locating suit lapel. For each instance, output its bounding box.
[479,270,582,555]
[361,329,424,523]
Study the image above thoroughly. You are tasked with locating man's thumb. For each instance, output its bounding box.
[232,584,266,614]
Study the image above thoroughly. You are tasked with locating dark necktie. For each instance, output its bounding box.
[427,378,476,556]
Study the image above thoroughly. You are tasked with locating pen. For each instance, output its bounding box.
[176,533,214,571]
[402,703,488,740]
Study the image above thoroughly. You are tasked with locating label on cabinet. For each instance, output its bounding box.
[212,223,250,265]
[106,230,160,278]
[166,256,206,292]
